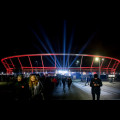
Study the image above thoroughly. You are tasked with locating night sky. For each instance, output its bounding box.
[0,7,120,72]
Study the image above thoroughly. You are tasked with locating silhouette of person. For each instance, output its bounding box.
[67,77,72,90]
[90,74,102,100]
[62,76,66,92]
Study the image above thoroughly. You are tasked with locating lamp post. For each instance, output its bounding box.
[95,57,104,78]
[76,60,80,72]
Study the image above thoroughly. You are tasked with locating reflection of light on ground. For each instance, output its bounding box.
[73,81,120,97]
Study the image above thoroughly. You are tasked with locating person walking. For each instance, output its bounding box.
[52,77,57,88]
[67,77,72,90]
[90,74,102,100]
[85,76,87,86]
[85,76,89,86]
[62,76,66,92]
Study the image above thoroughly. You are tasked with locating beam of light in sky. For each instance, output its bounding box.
[63,20,66,67]
[69,32,96,67]
[56,35,62,65]
[33,43,55,66]
[32,43,43,53]
[37,24,61,67]
[65,25,76,67]
[31,29,59,67]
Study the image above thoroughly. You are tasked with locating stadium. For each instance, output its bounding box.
[1,53,120,101]
[1,53,120,79]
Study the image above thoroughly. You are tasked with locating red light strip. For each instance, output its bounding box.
[91,58,94,72]
[1,54,120,74]
[10,59,15,69]
[41,56,44,67]
[68,67,113,69]
[111,61,117,73]
[28,56,33,73]
[106,59,112,74]
[4,60,10,69]
[114,62,120,74]
[1,54,120,64]
[1,61,8,70]
[115,62,120,70]
[91,58,94,68]
[18,57,23,70]
[21,67,113,69]
[112,61,117,69]
[80,56,83,70]
[107,59,112,68]
[41,56,44,73]
[22,67,56,69]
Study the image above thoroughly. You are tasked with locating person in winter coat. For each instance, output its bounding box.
[90,74,102,100]
[62,76,66,92]
[52,77,58,88]
[67,77,72,90]
[14,75,29,102]
[29,75,40,98]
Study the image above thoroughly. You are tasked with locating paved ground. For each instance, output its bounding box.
[0,80,120,102]
[52,80,120,100]
[52,83,92,100]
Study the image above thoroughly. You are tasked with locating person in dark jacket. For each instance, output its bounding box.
[90,74,102,100]
[62,76,66,92]
[52,77,58,88]
[67,77,72,90]
[14,75,29,102]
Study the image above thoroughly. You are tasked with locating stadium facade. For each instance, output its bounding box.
[1,54,120,78]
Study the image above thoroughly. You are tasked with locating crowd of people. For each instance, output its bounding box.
[0,74,72,102]
[0,73,103,101]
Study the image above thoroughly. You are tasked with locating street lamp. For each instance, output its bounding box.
[95,57,100,78]
[95,57,104,78]
[76,60,80,72]
[95,57,99,62]
[76,60,80,65]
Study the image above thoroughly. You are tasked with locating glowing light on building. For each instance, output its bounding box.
[58,70,68,75]
[83,72,86,75]
[108,74,115,78]
[95,57,99,61]
[1,54,120,75]
[68,70,71,76]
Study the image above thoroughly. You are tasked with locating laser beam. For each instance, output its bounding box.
[69,32,96,67]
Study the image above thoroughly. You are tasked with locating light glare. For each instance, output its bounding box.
[58,70,68,75]
[95,57,99,61]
